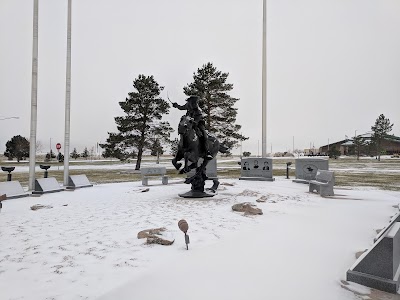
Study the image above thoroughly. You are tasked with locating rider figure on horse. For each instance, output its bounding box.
[173,95,213,160]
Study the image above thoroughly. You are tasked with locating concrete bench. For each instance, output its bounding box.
[347,222,400,293]
[140,167,168,186]
[308,170,334,196]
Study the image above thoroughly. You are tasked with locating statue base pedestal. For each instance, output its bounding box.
[179,189,216,198]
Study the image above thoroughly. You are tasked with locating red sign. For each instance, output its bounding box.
[56,143,61,150]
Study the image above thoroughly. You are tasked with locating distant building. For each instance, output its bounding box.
[303,148,317,156]
[319,132,400,156]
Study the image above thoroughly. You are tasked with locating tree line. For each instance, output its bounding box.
[2,63,246,167]
[1,137,96,163]
[2,61,396,166]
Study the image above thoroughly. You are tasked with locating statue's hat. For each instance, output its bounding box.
[186,95,199,102]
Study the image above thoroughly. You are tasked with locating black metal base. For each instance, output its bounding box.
[179,190,216,198]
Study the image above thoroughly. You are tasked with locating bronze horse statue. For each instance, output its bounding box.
[172,115,221,173]
[172,115,226,197]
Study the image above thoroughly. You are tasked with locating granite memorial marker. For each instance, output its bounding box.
[293,158,329,183]
[239,157,274,181]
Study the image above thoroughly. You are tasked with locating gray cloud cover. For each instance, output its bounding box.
[1,0,399,155]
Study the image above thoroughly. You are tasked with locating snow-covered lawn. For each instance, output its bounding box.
[1,178,400,299]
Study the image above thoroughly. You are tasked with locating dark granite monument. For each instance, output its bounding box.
[347,222,400,293]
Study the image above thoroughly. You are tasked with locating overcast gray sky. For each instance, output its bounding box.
[1,0,399,155]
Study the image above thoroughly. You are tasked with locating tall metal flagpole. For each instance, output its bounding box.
[29,0,39,191]
[63,0,72,186]
[262,0,267,157]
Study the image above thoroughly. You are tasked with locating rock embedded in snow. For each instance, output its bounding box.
[137,227,166,239]
[237,189,260,197]
[30,204,53,211]
[137,227,174,245]
[232,203,263,215]
[146,236,174,246]
[256,195,268,203]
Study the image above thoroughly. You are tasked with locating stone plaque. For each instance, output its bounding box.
[0,181,28,199]
[239,158,274,181]
[295,158,328,181]
[33,177,63,194]
[68,175,93,189]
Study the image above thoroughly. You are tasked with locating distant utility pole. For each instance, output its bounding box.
[292,136,294,153]
[49,137,52,160]
[261,0,267,157]
[63,0,72,186]
[28,0,39,191]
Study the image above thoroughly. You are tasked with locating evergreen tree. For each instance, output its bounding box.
[149,139,164,156]
[100,74,173,170]
[81,147,89,160]
[70,148,80,160]
[353,135,366,160]
[169,138,179,156]
[365,140,377,157]
[328,146,340,159]
[183,62,248,153]
[57,152,64,162]
[242,151,251,157]
[371,114,394,161]
[101,133,133,160]
[44,150,56,162]
[4,135,30,162]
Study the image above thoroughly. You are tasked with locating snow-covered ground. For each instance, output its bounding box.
[1,178,400,300]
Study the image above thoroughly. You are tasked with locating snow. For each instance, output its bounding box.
[1,178,400,300]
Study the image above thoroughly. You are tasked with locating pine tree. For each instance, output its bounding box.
[101,133,133,160]
[57,152,64,162]
[328,146,340,159]
[70,148,80,160]
[353,135,366,160]
[100,75,173,170]
[169,138,179,156]
[45,150,56,162]
[183,62,247,153]
[371,114,394,161]
[81,147,89,160]
[149,139,164,156]
[4,135,30,162]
